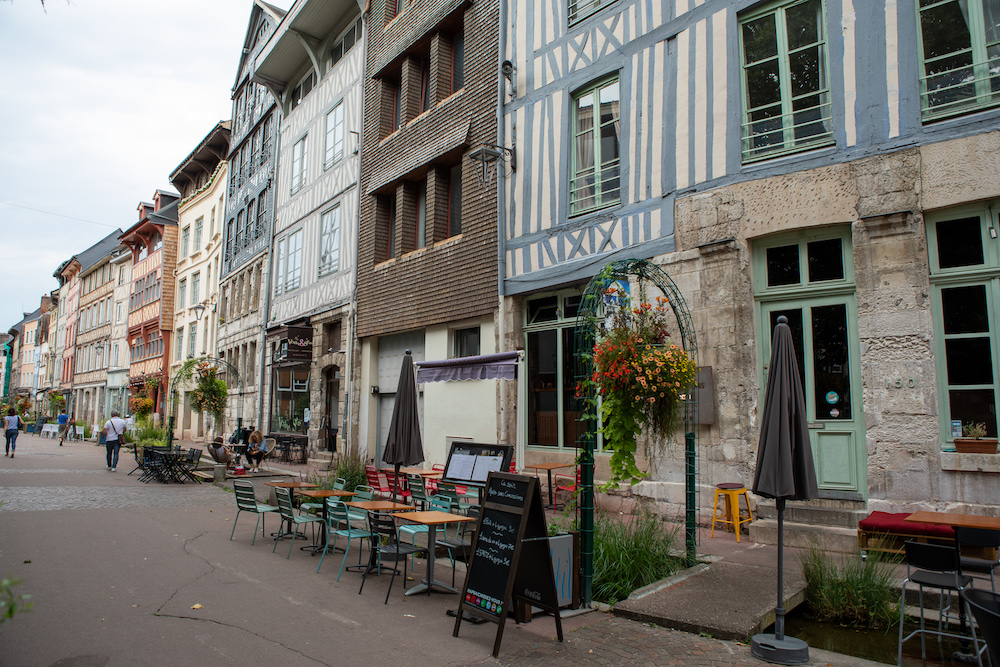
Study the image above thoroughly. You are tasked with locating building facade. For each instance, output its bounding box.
[500,0,1000,546]
[252,0,366,456]
[169,121,232,441]
[217,0,286,436]
[107,246,133,418]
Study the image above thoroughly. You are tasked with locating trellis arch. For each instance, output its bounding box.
[573,258,700,604]
[167,356,246,447]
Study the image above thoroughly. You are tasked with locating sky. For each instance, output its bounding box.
[0,0,277,331]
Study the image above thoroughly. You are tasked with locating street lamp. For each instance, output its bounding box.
[192,303,206,321]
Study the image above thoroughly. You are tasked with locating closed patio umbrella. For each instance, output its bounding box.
[750,315,818,666]
[382,350,424,501]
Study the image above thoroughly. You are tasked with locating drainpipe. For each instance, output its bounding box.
[497,0,508,448]
[257,106,280,431]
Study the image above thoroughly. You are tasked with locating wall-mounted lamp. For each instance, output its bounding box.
[371,386,379,395]
[192,304,207,321]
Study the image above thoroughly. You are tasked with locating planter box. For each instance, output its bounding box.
[954,438,998,454]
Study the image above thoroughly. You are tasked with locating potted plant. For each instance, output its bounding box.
[954,422,998,454]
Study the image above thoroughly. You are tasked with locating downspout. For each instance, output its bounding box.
[257,105,280,429]
[497,0,509,450]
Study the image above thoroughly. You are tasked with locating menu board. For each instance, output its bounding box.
[442,442,513,487]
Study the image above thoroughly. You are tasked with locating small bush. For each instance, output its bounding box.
[334,449,367,491]
[801,545,899,628]
[592,509,683,605]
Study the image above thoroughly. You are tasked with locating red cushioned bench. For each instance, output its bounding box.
[857,511,955,555]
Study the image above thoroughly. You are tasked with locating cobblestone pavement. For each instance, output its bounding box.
[0,484,229,511]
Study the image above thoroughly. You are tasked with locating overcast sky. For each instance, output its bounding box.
[0,0,276,331]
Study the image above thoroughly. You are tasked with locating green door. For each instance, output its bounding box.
[761,296,866,498]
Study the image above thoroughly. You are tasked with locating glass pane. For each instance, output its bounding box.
[766,244,801,286]
[745,59,782,110]
[936,217,984,268]
[563,295,582,319]
[945,337,994,385]
[528,296,559,324]
[811,304,851,420]
[792,92,829,141]
[807,238,844,282]
[528,330,558,447]
[785,0,821,51]
[742,14,778,64]
[789,46,821,98]
[920,1,972,61]
[949,388,998,437]
[942,285,989,334]
[769,308,806,397]
[562,327,582,448]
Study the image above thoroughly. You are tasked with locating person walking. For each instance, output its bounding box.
[57,409,69,446]
[102,410,127,471]
[4,408,24,457]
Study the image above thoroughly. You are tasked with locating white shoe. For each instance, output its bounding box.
[112,467,116,472]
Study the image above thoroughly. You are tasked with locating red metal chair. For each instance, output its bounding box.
[553,467,580,509]
[384,470,411,503]
[365,465,393,500]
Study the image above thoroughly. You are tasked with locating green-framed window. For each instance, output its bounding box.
[752,226,854,296]
[927,200,1000,446]
[917,0,1000,122]
[570,75,621,216]
[739,0,833,163]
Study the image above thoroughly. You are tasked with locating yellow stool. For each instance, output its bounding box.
[710,483,753,542]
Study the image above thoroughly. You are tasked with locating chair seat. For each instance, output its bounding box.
[257,503,279,512]
[334,527,373,540]
[961,556,1000,574]
[909,570,973,590]
[437,537,472,550]
[376,542,425,560]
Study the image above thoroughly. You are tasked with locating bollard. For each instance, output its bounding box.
[213,464,226,482]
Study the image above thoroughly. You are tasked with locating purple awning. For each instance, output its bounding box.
[415,351,519,383]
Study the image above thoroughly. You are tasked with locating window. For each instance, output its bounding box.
[189,327,197,358]
[452,31,465,92]
[917,0,1000,121]
[388,196,396,259]
[449,164,462,237]
[181,226,190,257]
[290,71,316,111]
[319,205,342,276]
[116,302,122,324]
[325,102,345,167]
[291,135,307,193]
[571,75,621,215]
[331,17,362,66]
[274,238,285,296]
[176,327,184,359]
[285,230,303,291]
[454,327,480,358]
[194,217,203,250]
[927,200,1000,447]
[256,191,267,236]
[236,210,245,249]
[178,278,187,309]
[739,0,833,162]
[420,59,431,112]
[191,272,201,305]
[416,180,427,249]
[569,0,614,24]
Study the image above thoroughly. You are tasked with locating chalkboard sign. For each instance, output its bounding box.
[442,442,513,488]
[453,472,562,657]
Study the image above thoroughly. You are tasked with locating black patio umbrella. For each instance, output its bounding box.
[750,316,818,666]
[381,350,424,502]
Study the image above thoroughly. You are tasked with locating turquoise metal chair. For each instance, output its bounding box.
[407,474,430,510]
[231,480,278,546]
[300,477,347,516]
[347,485,375,527]
[400,495,452,571]
[317,499,374,580]
[272,487,323,558]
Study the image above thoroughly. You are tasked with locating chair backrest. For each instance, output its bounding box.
[954,526,1000,550]
[904,540,962,575]
[234,480,260,511]
[325,499,350,527]
[262,438,277,454]
[429,495,452,513]
[437,481,461,503]
[365,466,382,487]
[274,487,296,520]
[432,463,445,472]
[187,449,202,466]
[353,485,375,501]
[367,512,401,548]
[407,474,427,499]
[333,477,347,491]
[964,588,1000,664]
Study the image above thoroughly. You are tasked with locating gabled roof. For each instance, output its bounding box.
[149,199,179,227]
[169,120,232,193]
[232,1,289,94]
[77,229,125,274]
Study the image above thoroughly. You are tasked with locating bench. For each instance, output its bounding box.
[857,511,955,555]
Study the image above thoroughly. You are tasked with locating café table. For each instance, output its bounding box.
[344,500,413,513]
[154,449,189,483]
[265,481,318,539]
[295,489,358,553]
[391,510,475,596]
[525,462,573,509]
[394,467,443,478]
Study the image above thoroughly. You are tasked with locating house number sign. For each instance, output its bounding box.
[884,378,916,389]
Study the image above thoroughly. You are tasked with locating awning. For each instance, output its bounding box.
[415,351,519,383]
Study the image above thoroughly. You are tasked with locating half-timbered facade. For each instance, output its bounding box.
[502,0,1000,547]
[252,0,365,456]
[107,247,132,418]
[217,1,285,436]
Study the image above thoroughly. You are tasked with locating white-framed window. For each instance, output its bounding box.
[189,327,197,358]
[285,230,303,291]
[917,0,1000,121]
[178,278,187,309]
[176,327,184,359]
[194,217,204,250]
[319,205,341,277]
[290,71,316,111]
[570,74,621,216]
[274,238,286,296]
[739,0,833,162]
[331,17,362,66]
[324,102,345,168]
[453,326,480,358]
[191,272,201,306]
[291,135,307,193]
[181,225,190,257]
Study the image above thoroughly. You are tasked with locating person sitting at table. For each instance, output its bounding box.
[245,428,265,472]
[207,436,236,468]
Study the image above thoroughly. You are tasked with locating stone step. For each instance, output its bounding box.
[748,518,859,553]
[752,501,868,529]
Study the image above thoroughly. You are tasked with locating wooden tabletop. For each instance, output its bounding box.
[295,489,357,499]
[264,481,318,489]
[525,462,574,472]
[344,500,412,512]
[391,510,475,526]
[383,467,442,477]
[905,511,1000,531]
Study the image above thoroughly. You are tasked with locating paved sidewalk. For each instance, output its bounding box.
[1,434,882,666]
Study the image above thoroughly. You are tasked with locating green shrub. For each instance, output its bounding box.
[1,576,32,625]
[801,545,899,628]
[592,509,683,605]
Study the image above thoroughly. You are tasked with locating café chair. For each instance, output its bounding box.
[400,496,453,571]
[346,486,376,527]
[179,449,203,483]
[128,444,145,477]
[963,588,1000,666]
[407,474,430,510]
[553,468,580,510]
[365,465,394,500]
[897,541,979,667]
[385,471,411,503]
[317,499,373,580]
[439,506,480,587]
[436,481,473,515]
[259,438,277,472]
[272,488,323,559]
[300,477,347,517]
[231,480,279,546]
[954,527,1000,593]
[359,512,426,604]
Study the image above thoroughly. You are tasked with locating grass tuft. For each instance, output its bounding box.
[800,545,899,629]
[591,509,683,605]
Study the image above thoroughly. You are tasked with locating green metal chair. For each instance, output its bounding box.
[272,487,323,558]
[300,477,347,516]
[317,499,374,580]
[436,481,473,514]
[347,485,375,527]
[407,474,430,510]
[399,495,452,571]
[231,480,279,546]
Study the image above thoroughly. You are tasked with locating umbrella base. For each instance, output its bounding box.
[750,634,809,665]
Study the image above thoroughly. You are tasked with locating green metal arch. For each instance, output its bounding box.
[573,258,700,605]
[167,356,246,447]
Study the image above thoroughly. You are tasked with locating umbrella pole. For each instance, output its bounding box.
[775,497,785,641]
[393,463,400,503]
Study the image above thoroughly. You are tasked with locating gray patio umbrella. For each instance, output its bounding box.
[750,315,818,666]
[381,350,424,502]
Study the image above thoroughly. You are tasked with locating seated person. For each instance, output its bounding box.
[245,428,265,472]
[207,436,236,467]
